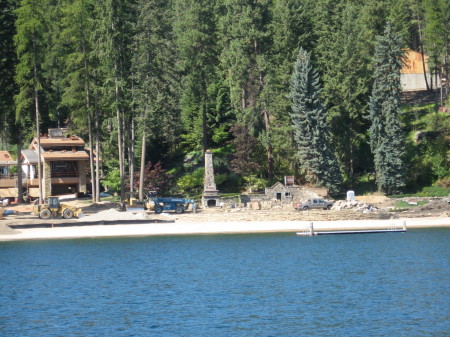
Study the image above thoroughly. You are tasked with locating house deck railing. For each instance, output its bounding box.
[51,171,78,178]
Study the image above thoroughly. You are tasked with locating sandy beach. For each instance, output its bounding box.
[1,215,449,241]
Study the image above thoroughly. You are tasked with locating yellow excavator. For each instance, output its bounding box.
[33,196,82,220]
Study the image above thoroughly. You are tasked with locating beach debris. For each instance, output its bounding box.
[331,200,378,213]
[78,208,148,222]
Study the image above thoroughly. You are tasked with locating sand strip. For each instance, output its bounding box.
[0,217,449,241]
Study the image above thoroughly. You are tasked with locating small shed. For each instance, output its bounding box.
[265,182,293,201]
[265,182,328,203]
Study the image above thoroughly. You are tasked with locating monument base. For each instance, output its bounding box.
[202,191,221,208]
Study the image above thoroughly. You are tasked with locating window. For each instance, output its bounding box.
[51,161,77,177]
[285,192,291,197]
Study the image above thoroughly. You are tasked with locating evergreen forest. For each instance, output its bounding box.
[1,0,449,202]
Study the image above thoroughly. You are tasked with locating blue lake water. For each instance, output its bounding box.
[1,229,449,336]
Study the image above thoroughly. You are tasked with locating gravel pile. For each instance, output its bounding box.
[332,200,378,212]
[78,209,146,222]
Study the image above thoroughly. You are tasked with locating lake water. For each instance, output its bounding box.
[1,229,449,336]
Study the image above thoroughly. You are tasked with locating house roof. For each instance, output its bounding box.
[0,151,15,165]
[401,49,429,74]
[21,150,39,164]
[42,151,89,160]
[266,181,289,190]
[31,136,85,148]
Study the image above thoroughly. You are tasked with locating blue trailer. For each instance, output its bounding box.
[145,192,196,214]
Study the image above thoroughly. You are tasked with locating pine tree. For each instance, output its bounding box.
[368,23,405,195]
[91,0,136,202]
[14,0,47,203]
[423,0,450,98]
[132,0,179,200]
[267,0,315,178]
[289,48,342,196]
[60,0,100,202]
[173,0,218,152]
[318,2,373,186]
[217,0,274,181]
[0,0,25,203]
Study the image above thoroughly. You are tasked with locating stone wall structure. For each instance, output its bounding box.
[202,150,220,207]
[43,161,52,199]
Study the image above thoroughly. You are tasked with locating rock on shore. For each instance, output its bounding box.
[331,200,378,212]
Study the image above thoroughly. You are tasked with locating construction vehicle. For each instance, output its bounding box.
[145,191,196,214]
[33,196,82,219]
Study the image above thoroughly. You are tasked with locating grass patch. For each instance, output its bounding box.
[100,196,120,202]
[395,200,427,208]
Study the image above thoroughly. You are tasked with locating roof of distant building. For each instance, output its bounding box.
[0,151,15,165]
[31,137,85,148]
[43,151,89,160]
[401,49,429,74]
[21,149,39,164]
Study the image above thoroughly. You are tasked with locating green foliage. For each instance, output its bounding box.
[352,174,377,196]
[132,161,174,195]
[102,169,121,192]
[229,125,261,176]
[318,2,373,184]
[421,138,450,180]
[177,167,204,195]
[243,175,268,193]
[393,185,450,198]
[368,23,406,195]
[423,0,450,80]
[14,0,46,122]
[289,48,343,196]
[2,0,448,201]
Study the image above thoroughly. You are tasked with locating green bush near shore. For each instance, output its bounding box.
[392,185,450,198]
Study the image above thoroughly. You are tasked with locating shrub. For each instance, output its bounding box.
[177,168,204,195]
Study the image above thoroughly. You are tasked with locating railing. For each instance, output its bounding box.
[51,171,78,178]
[0,173,17,180]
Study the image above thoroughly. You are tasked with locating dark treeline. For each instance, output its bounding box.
[0,0,449,200]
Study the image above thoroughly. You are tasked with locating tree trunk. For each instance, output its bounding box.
[81,27,95,203]
[114,61,125,203]
[16,129,24,203]
[202,102,208,152]
[263,108,274,182]
[93,70,101,203]
[33,34,43,204]
[129,116,135,193]
[139,130,146,202]
[254,37,273,181]
[420,45,429,91]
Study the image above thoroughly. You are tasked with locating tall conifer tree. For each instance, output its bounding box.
[368,23,405,195]
[14,0,47,203]
[289,48,342,196]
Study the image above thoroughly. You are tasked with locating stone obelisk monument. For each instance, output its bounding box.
[202,150,220,207]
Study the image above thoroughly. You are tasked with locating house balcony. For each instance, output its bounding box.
[51,171,79,185]
[0,175,17,188]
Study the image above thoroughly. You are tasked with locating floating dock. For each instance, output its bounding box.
[297,221,407,236]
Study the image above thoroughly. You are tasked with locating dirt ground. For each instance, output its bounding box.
[2,196,449,227]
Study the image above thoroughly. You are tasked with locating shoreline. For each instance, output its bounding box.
[1,216,449,241]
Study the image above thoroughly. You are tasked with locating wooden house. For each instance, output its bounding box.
[27,128,89,198]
